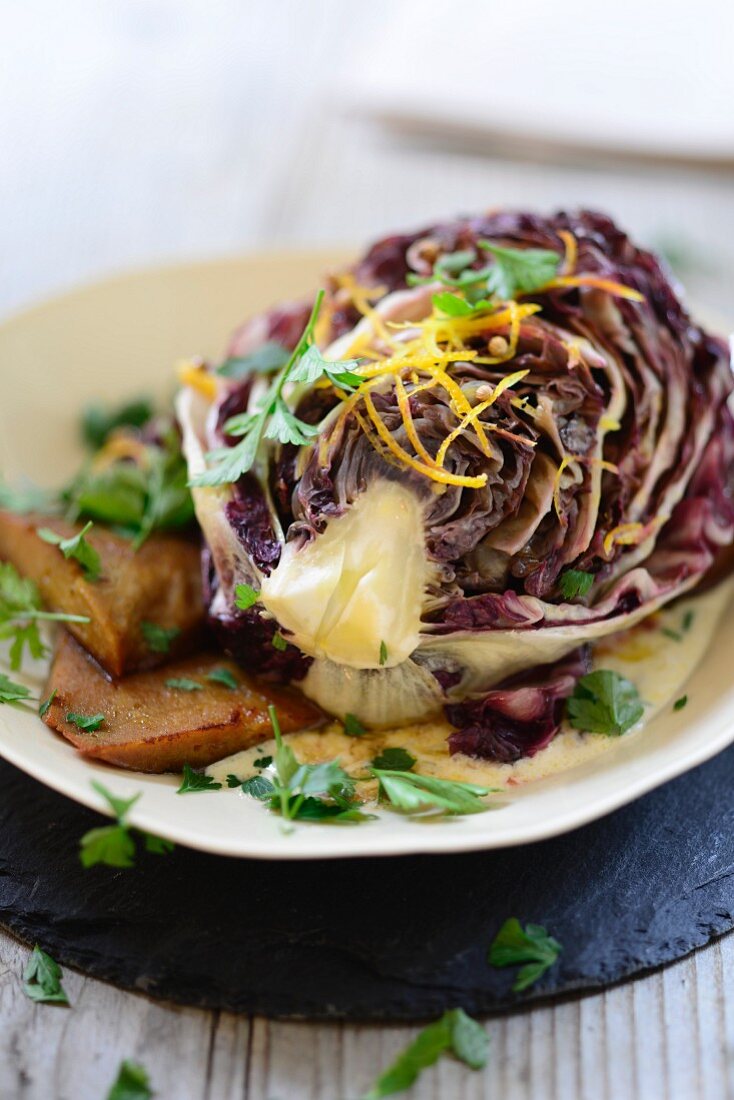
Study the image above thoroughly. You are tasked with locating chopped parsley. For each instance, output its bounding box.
[566,669,643,736]
[559,569,594,600]
[105,1060,152,1100]
[0,561,89,671]
[272,632,288,652]
[80,780,173,869]
[488,918,562,992]
[343,712,367,737]
[379,640,388,666]
[682,609,695,632]
[38,688,57,718]
[217,341,291,378]
[254,754,273,769]
[66,711,105,732]
[37,520,102,581]
[361,1008,488,1098]
[81,397,154,450]
[165,677,202,692]
[177,763,222,793]
[371,746,416,771]
[674,695,688,711]
[663,608,696,642]
[23,945,70,1006]
[372,769,490,816]
[241,774,275,800]
[477,241,561,299]
[141,621,180,654]
[207,666,238,690]
[234,583,260,610]
[0,673,32,705]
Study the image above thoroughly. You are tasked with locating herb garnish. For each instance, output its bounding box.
[81,397,154,450]
[559,569,594,600]
[0,562,89,670]
[80,781,173,868]
[361,1008,488,1098]
[38,688,57,717]
[177,763,222,793]
[165,677,202,692]
[234,583,260,610]
[207,667,238,690]
[488,918,562,992]
[372,769,490,815]
[379,640,388,666]
[241,774,275,800]
[141,621,181,654]
[674,695,688,711]
[566,669,644,736]
[22,945,70,1005]
[0,673,32,705]
[66,711,105,732]
[272,632,288,651]
[344,712,367,737]
[254,754,272,768]
[105,1060,153,1100]
[372,746,416,771]
[477,241,561,299]
[37,521,102,581]
[217,341,291,378]
[191,291,361,487]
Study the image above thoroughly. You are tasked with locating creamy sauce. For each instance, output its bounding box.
[207,581,733,792]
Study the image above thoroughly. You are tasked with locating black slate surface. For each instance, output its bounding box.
[1,749,733,1020]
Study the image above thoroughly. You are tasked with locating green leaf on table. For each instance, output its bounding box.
[105,1059,153,1100]
[177,763,222,794]
[23,945,70,1006]
[37,520,102,581]
[566,669,643,736]
[80,824,137,869]
[141,621,180,654]
[488,917,562,992]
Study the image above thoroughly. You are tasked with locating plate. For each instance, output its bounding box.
[1,253,733,860]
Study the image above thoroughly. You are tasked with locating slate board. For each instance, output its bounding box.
[1,750,733,1020]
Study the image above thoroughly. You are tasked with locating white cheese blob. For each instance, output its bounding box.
[260,480,430,669]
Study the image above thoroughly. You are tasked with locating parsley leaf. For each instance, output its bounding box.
[234,583,260,610]
[674,695,688,711]
[432,291,492,318]
[566,670,643,736]
[272,632,287,651]
[254,754,272,768]
[82,397,154,450]
[39,688,57,717]
[23,945,70,1006]
[372,770,490,816]
[288,343,363,391]
[343,712,367,737]
[0,673,32,705]
[105,1060,153,1100]
[478,242,560,299]
[165,677,202,692]
[488,918,562,992]
[217,341,291,378]
[559,569,594,600]
[141,621,180,654]
[361,1008,488,1098]
[241,774,276,800]
[0,557,82,674]
[66,711,105,731]
[37,521,102,581]
[177,763,222,793]
[371,746,416,771]
[206,667,238,690]
[379,640,388,666]
[80,782,172,868]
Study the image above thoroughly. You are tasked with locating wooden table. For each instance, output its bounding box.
[2,2,734,1096]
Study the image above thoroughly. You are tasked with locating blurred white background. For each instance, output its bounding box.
[1,0,733,319]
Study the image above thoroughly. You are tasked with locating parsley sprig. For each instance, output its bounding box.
[191,291,362,488]
[408,241,561,304]
[372,769,491,816]
[38,520,102,581]
[0,562,89,670]
[0,672,32,705]
[488,918,562,992]
[105,1060,153,1100]
[566,669,644,736]
[22,945,70,1006]
[361,1008,488,1098]
[80,781,174,868]
[559,568,594,600]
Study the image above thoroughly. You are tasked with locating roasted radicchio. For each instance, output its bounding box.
[177,209,734,762]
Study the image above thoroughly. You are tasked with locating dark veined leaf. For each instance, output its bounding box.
[37,521,102,581]
[488,917,562,992]
[566,670,644,736]
[23,945,70,1006]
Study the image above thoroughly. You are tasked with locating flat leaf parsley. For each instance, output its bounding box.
[23,945,70,1006]
[0,561,89,671]
[37,520,102,581]
[80,781,173,869]
[488,918,562,992]
[566,669,643,736]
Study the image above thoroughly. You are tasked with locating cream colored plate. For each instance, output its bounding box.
[1,254,733,859]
